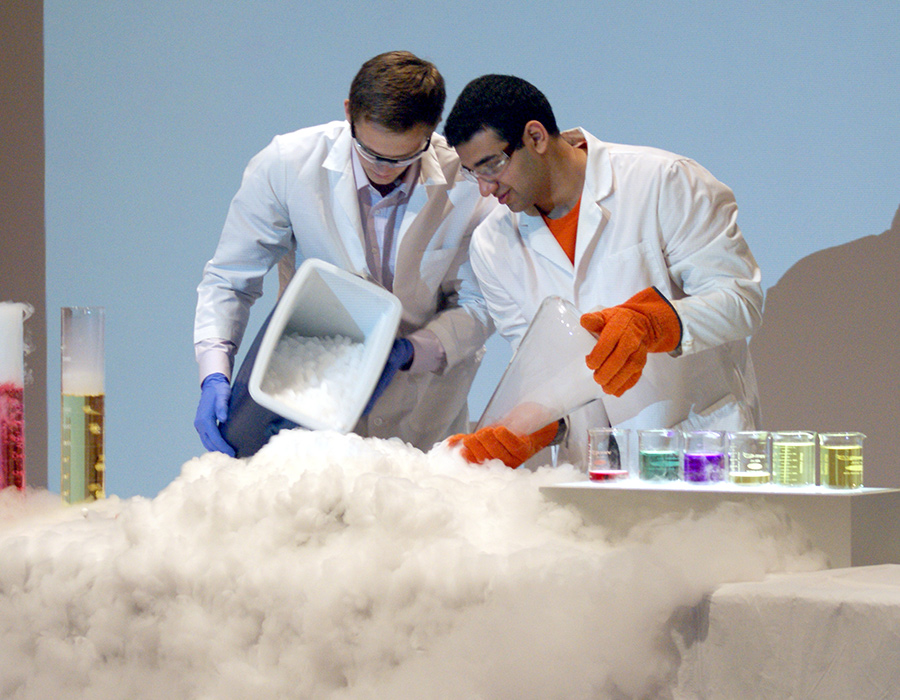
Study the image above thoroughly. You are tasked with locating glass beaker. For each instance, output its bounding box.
[683,430,728,483]
[818,432,865,489]
[770,431,816,486]
[727,431,771,485]
[61,307,106,503]
[638,429,682,481]
[586,427,630,482]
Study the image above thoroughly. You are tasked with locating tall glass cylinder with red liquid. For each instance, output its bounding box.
[0,302,31,491]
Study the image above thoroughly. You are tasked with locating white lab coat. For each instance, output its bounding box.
[469,128,763,467]
[195,120,496,450]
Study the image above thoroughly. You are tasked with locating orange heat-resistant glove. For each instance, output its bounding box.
[580,286,682,397]
[447,422,559,469]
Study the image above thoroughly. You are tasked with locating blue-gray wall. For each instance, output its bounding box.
[44,1,900,497]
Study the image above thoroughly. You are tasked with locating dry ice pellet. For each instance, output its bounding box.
[261,333,366,423]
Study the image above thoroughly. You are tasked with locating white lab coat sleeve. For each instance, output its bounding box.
[659,158,763,356]
[194,139,294,349]
[422,195,497,371]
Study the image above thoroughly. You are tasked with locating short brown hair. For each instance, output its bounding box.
[348,51,446,131]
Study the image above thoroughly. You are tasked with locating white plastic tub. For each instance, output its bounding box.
[248,259,402,433]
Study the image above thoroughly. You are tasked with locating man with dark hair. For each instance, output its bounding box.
[444,74,762,469]
[194,51,495,457]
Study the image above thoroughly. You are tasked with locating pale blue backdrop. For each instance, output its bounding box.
[44,1,899,497]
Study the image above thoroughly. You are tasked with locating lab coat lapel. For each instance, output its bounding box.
[516,128,616,277]
[574,131,614,273]
[518,213,574,275]
[323,127,369,273]
[396,146,451,246]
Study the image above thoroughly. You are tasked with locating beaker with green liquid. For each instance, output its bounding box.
[819,432,865,489]
[638,429,682,481]
[770,431,816,486]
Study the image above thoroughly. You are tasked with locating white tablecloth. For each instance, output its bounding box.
[675,565,900,699]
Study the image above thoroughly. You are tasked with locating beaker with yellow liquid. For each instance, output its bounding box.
[770,431,816,486]
[819,432,865,489]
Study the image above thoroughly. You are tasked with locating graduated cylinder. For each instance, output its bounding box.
[61,307,105,503]
[1,302,31,491]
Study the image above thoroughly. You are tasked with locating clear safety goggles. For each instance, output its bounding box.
[461,143,516,183]
[351,124,431,168]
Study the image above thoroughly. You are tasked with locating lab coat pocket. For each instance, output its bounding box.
[592,239,669,304]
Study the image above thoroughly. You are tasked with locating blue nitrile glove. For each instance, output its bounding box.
[194,372,236,456]
[362,338,414,416]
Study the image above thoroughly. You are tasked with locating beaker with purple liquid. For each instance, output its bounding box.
[682,430,728,483]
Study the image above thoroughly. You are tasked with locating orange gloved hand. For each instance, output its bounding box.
[447,422,559,469]
[580,286,682,397]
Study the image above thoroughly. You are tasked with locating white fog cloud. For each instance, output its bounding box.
[0,430,825,699]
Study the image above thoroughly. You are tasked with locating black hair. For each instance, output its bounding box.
[444,74,559,148]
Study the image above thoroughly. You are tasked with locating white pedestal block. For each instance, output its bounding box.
[675,565,900,699]
[539,481,900,568]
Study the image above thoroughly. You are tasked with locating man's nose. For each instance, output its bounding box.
[478,178,498,198]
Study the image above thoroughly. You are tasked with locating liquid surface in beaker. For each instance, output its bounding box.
[728,448,770,484]
[61,394,105,503]
[683,453,726,482]
[639,450,680,480]
[730,471,771,485]
[771,441,815,486]
[821,445,863,489]
[589,469,629,482]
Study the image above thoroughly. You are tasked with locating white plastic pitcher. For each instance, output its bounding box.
[475,296,603,435]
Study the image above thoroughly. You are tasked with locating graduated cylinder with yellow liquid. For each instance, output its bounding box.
[61,307,105,503]
[819,432,865,489]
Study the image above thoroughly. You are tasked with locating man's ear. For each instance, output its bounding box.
[343,99,351,122]
[522,120,550,154]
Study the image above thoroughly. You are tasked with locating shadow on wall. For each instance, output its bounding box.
[750,205,900,487]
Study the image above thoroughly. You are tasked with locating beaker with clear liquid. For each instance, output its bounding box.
[770,431,816,486]
[727,431,771,485]
[819,432,865,489]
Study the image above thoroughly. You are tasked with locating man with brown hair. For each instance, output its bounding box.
[193,51,495,457]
